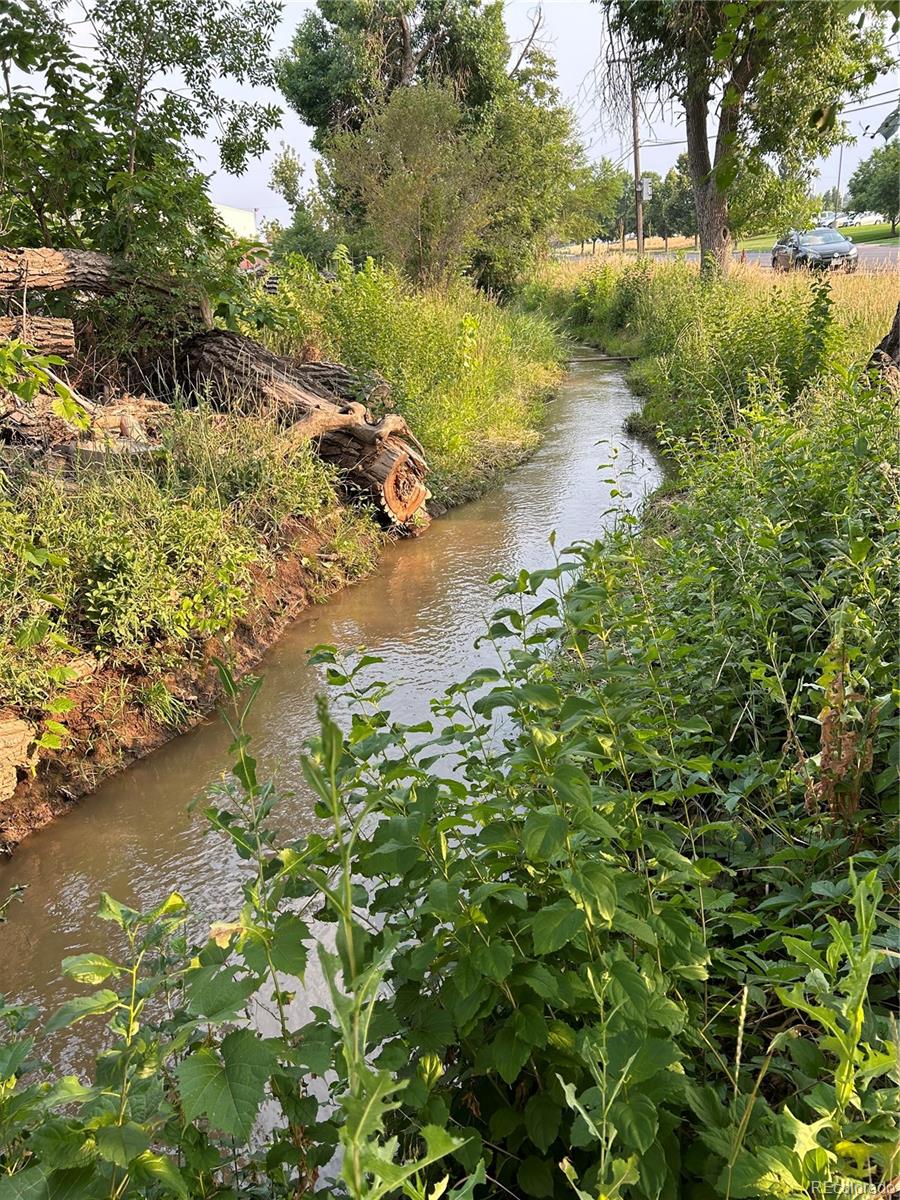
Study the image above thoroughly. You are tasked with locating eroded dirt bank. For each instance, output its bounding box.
[0,514,383,853]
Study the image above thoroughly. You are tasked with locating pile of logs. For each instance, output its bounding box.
[0,247,429,526]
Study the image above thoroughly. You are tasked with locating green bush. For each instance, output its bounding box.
[258,252,565,502]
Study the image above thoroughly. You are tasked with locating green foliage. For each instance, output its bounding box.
[0,407,376,715]
[325,84,493,285]
[1,0,278,248]
[847,139,900,233]
[1,0,280,358]
[277,0,510,151]
[2,327,896,1191]
[558,158,630,246]
[0,341,91,431]
[546,258,894,441]
[277,1,582,294]
[259,253,564,502]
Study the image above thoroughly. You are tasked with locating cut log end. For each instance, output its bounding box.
[178,330,430,528]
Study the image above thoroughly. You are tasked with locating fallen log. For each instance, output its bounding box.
[0,316,76,357]
[178,330,428,525]
[0,248,210,324]
[0,248,127,296]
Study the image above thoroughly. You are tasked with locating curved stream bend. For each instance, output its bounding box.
[0,363,660,1022]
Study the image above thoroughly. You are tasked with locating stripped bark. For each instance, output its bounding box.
[0,316,76,357]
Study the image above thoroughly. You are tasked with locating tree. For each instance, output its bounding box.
[470,51,583,291]
[600,2,889,273]
[1,0,281,253]
[847,140,900,232]
[325,84,492,285]
[277,0,510,150]
[559,158,631,249]
[266,146,337,265]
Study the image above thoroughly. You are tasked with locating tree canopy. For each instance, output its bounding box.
[277,0,510,150]
[847,139,900,232]
[1,0,280,256]
[600,1,890,271]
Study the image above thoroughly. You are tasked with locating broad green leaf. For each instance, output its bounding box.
[44,991,120,1034]
[610,1094,658,1153]
[562,863,616,923]
[27,1121,95,1171]
[524,1091,561,1153]
[176,1028,277,1139]
[530,899,585,954]
[95,1122,149,1167]
[96,893,139,929]
[471,939,514,982]
[132,1152,190,1199]
[523,809,567,861]
[185,966,256,1023]
[490,1024,531,1084]
[60,955,121,986]
[517,1155,555,1197]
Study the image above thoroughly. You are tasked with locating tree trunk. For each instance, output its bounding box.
[0,316,75,356]
[684,82,732,276]
[178,330,428,525]
[868,302,900,384]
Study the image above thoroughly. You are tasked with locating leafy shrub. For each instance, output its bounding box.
[258,252,565,502]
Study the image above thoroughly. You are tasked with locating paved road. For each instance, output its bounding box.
[564,243,899,271]
[724,244,899,271]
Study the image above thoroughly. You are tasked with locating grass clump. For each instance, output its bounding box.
[257,251,565,503]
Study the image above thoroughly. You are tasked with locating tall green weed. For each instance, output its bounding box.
[257,253,564,502]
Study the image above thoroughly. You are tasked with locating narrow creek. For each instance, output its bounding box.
[0,362,660,1028]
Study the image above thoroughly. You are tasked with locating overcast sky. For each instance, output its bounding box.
[196,0,899,226]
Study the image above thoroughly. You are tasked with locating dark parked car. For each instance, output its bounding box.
[772,227,859,271]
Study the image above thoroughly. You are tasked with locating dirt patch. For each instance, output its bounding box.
[0,516,378,854]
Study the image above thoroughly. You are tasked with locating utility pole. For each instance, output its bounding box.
[628,71,643,254]
[834,143,844,222]
[631,71,644,254]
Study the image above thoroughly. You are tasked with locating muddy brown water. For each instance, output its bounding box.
[0,363,660,1055]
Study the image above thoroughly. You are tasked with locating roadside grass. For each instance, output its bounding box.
[254,253,566,504]
[529,257,894,444]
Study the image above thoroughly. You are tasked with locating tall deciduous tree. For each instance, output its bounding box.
[326,84,493,285]
[599,1,889,273]
[277,0,510,150]
[847,140,900,232]
[1,0,281,253]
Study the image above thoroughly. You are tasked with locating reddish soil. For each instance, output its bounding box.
[0,517,378,854]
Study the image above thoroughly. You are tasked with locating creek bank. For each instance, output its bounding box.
[0,399,556,854]
[0,512,383,853]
